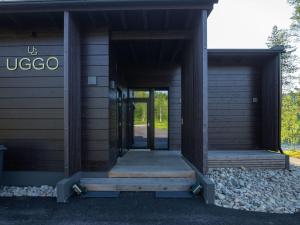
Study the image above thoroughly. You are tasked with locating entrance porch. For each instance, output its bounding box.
[80,151,196,193]
[79,149,287,196]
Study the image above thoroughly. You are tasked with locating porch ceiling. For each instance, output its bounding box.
[0,10,193,65]
[101,9,192,66]
[0,12,63,31]
[112,39,185,65]
[0,9,195,31]
[76,9,194,31]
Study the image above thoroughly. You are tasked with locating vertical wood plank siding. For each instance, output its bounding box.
[208,66,261,150]
[64,12,82,176]
[182,10,208,174]
[0,33,64,171]
[108,44,119,166]
[81,31,110,171]
[261,55,281,150]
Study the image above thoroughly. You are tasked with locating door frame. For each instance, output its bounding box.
[117,88,124,156]
[127,88,169,150]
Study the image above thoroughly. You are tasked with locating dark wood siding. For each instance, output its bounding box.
[208,66,261,150]
[64,11,82,176]
[261,55,281,150]
[182,10,208,173]
[0,32,64,171]
[108,43,119,166]
[81,31,110,171]
[123,65,182,150]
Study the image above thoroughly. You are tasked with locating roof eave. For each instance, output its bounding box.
[0,0,219,13]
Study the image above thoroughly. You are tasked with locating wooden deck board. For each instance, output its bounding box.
[109,151,196,178]
[82,151,196,192]
[208,150,286,169]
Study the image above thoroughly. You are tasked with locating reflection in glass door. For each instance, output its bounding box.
[154,90,168,149]
[132,101,148,148]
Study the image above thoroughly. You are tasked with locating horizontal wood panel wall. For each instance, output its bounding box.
[123,66,182,150]
[208,66,261,150]
[81,31,110,171]
[0,32,64,171]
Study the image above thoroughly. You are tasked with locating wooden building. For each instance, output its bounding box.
[0,0,287,202]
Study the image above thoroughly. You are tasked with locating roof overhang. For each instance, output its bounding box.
[208,48,283,67]
[0,0,219,13]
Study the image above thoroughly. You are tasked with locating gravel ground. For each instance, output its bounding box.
[208,164,300,214]
[0,186,56,198]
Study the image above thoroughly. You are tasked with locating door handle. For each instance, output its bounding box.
[147,123,150,127]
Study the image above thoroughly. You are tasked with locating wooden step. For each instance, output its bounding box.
[208,150,286,169]
[109,169,196,178]
[80,177,196,192]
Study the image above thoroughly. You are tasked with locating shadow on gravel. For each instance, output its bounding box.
[0,193,299,225]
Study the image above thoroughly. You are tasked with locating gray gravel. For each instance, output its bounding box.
[0,185,56,197]
[208,165,300,214]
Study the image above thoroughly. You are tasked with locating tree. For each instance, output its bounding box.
[266,26,299,92]
[288,0,300,38]
[154,91,168,129]
[281,93,300,149]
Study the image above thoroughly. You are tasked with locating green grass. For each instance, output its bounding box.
[134,120,147,125]
[134,120,168,130]
[284,150,300,159]
[155,121,168,130]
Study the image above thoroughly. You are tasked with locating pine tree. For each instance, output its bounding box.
[266,26,299,92]
[288,0,300,38]
[281,93,300,149]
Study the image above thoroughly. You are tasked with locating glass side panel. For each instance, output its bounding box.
[154,90,168,149]
[132,102,148,148]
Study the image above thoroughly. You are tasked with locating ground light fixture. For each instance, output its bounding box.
[191,183,202,196]
[72,184,85,196]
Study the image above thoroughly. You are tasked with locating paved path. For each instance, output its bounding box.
[0,194,299,225]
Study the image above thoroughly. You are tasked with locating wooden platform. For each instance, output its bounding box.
[208,150,287,169]
[80,151,196,193]
[109,151,195,178]
[80,150,287,194]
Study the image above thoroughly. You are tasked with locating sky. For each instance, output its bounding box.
[208,0,300,57]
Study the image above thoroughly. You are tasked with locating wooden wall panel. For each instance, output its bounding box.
[181,10,208,174]
[108,43,120,166]
[81,31,110,171]
[64,11,82,176]
[261,55,281,150]
[208,66,261,150]
[0,32,64,172]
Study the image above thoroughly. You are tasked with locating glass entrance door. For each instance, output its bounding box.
[154,90,168,149]
[128,89,169,150]
[132,101,149,148]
